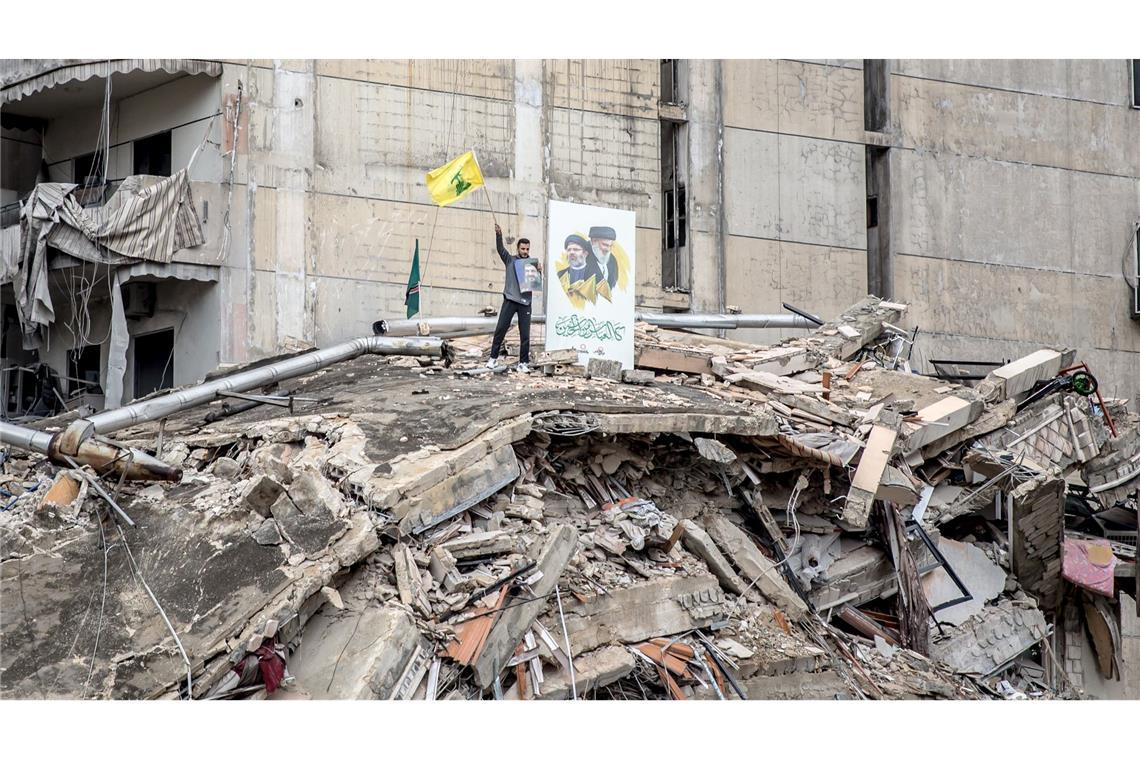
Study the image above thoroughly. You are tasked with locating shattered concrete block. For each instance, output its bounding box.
[743,668,852,700]
[241,475,286,518]
[621,369,655,385]
[269,492,349,557]
[394,544,432,618]
[535,348,581,366]
[982,348,1074,401]
[428,547,463,591]
[702,514,808,619]
[929,598,1049,675]
[289,471,348,519]
[587,358,623,382]
[289,605,429,699]
[745,346,815,377]
[249,442,299,484]
[211,456,241,479]
[557,574,727,655]
[875,466,919,506]
[331,513,381,568]
[693,437,737,464]
[252,518,285,546]
[473,525,578,689]
[680,519,748,596]
[441,530,516,560]
[809,544,898,611]
[900,396,984,454]
[539,646,636,700]
[395,444,520,535]
[921,399,1016,459]
[728,370,823,396]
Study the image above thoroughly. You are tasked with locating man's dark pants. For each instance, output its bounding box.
[490,299,531,363]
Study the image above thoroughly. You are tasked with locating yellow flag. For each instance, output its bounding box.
[425,150,484,206]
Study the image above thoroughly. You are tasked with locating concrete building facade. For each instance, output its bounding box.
[2,59,1139,409]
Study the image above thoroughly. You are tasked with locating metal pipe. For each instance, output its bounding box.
[0,336,446,477]
[374,312,813,336]
[639,313,814,330]
[0,422,53,455]
[67,336,445,446]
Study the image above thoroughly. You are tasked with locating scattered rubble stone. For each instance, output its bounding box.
[2,295,1135,701]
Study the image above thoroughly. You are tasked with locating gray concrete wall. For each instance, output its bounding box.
[719,60,869,344]
[887,59,1140,406]
[223,59,666,362]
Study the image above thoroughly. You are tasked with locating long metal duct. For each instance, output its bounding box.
[0,335,446,480]
[373,312,813,336]
[639,313,814,330]
[65,335,446,449]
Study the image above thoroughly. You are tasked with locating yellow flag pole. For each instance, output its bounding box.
[473,150,499,228]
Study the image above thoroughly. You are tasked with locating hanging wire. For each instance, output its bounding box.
[216,80,243,266]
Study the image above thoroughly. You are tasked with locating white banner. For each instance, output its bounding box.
[545,200,636,369]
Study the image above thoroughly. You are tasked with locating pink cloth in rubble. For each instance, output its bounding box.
[1061,538,1118,597]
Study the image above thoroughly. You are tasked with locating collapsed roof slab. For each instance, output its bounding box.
[111,356,780,468]
[978,348,1076,402]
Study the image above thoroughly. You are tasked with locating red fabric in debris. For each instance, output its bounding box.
[1062,538,1117,597]
[255,643,286,694]
[229,642,286,694]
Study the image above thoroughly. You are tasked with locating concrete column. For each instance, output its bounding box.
[270,61,316,347]
[512,60,547,319]
[685,59,725,314]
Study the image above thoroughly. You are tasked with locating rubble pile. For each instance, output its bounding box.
[1,296,1135,700]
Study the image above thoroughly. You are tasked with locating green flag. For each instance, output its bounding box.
[405,240,421,319]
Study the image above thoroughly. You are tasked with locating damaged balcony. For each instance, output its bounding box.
[1,59,229,416]
[1,296,1135,700]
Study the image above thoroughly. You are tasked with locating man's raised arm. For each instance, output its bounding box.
[494,223,510,264]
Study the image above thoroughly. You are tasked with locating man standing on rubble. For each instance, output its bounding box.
[487,222,541,373]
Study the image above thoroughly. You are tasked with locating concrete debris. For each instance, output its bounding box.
[922,538,1007,627]
[555,575,726,655]
[290,605,430,699]
[929,597,1050,676]
[586,357,623,382]
[2,295,1133,701]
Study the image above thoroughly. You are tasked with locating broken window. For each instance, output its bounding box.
[660,59,681,105]
[72,151,108,206]
[66,344,102,397]
[73,151,103,188]
[133,328,174,399]
[1132,222,1140,320]
[661,115,689,291]
[133,130,172,177]
[1133,60,1140,108]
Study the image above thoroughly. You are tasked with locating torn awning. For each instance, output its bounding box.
[1,59,222,107]
[8,170,206,349]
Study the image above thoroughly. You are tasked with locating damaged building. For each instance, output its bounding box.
[1,57,1138,701]
[4,59,1140,414]
[1,297,1136,700]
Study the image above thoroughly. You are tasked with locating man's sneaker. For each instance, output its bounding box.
[516,363,530,374]
[485,358,497,369]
